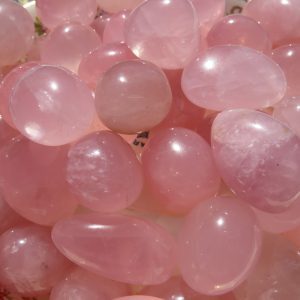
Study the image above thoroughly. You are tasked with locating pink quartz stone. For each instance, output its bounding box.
[0,114,19,147]
[96,0,144,13]
[0,0,34,66]
[9,65,95,146]
[182,45,286,111]
[36,0,97,30]
[67,131,144,213]
[207,15,272,54]
[40,23,101,73]
[50,267,130,300]
[212,109,300,213]
[91,12,112,39]
[272,44,300,97]
[0,135,78,225]
[243,0,300,46]
[95,60,172,134]
[78,43,136,90]
[125,0,200,69]
[177,196,262,296]
[284,226,300,249]
[0,225,72,296]
[142,127,220,215]
[114,298,163,300]
[52,213,175,285]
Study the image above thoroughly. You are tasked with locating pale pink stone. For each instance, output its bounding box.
[9,65,95,146]
[78,43,136,90]
[0,114,19,147]
[243,0,300,46]
[96,0,144,13]
[272,44,300,97]
[95,60,172,134]
[91,12,112,39]
[207,15,272,54]
[0,136,78,225]
[36,0,97,29]
[0,0,34,66]
[0,225,72,296]
[114,297,163,300]
[178,196,262,296]
[142,127,220,214]
[52,213,175,285]
[40,23,101,73]
[125,0,199,69]
[212,109,300,213]
[182,45,286,111]
[50,267,130,300]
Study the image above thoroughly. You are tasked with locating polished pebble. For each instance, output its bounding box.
[96,0,144,13]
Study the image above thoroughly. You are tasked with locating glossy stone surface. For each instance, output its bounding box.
[212,109,300,213]
[36,0,97,29]
[95,60,172,134]
[9,65,95,146]
[40,23,101,73]
[0,0,34,66]
[91,12,111,38]
[177,196,262,296]
[50,267,130,300]
[125,0,199,69]
[52,213,175,285]
[114,297,163,300]
[207,15,272,53]
[0,225,72,296]
[182,45,286,111]
[0,114,19,147]
[97,0,144,13]
[142,127,220,214]
[284,227,300,249]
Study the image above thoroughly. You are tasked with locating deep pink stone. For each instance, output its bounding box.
[284,226,300,249]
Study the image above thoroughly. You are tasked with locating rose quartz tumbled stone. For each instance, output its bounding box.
[9,65,95,146]
[97,0,144,13]
[212,109,300,213]
[52,213,175,285]
[142,127,220,214]
[284,226,300,249]
[182,45,286,111]
[125,0,199,69]
[207,15,272,53]
[114,297,163,300]
[0,114,18,146]
[95,60,172,134]
[178,196,262,296]
[0,225,72,296]
[36,0,97,29]
[40,23,101,73]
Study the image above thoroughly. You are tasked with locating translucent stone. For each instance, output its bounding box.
[0,0,34,66]
[36,0,97,29]
[95,60,172,134]
[97,0,144,13]
[284,227,300,249]
[78,43,135,90]
[0,114,19,147]
[142,127,220,214]
[114,297,163,300]
[91,12,112,39]
[211,109,300,213]
[40,23,101,73]
[52,213,175,285]
[50,267,130,300]
[9,65,95,146]
[177,196,262,296]
[0,225,72,296]
[0,136,78,225]
[67,131,144,213]
[207,15,272,53]
[182,45,286,111]
[125,0,199,69]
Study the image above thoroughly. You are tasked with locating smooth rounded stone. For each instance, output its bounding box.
[243,0,300,46]
[40,23,101,73]
[284,226,300,249]
[272,44,300,97]
[0,0,34,66]
[182,45,286,111]
[0,136,78,225]
[125,0,199,69]
[52,213,175,285]
[67,131,144,213]
[91,12,112,38]
[0,114,19,147]
[95,60,172,134]
[50,267,130,300]
[115,298,163,300]
[97,0,144,13]
[36,0,97,29]
[142,127,220,215]
[78,43,136,90]
[207,15,272,53]
[9,65,95,146]
[234,234,300,300]
[0,225,72,296]
[211,109,300,213]
[178,196,262,296]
